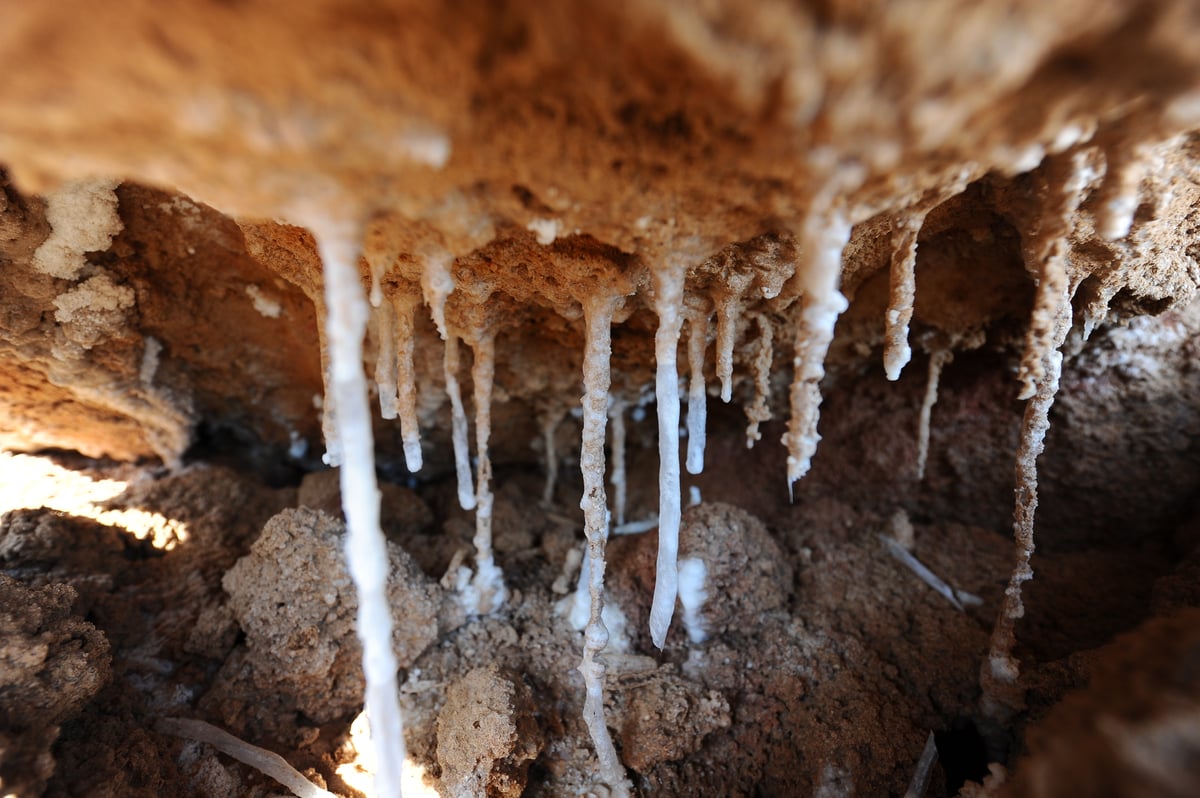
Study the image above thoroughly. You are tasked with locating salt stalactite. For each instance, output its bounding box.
[783,211,853,494]
[685,310,710,475]
[368,255,386,308]
[468,330,506,614]
[1095,144,1145,241]
[443,334,477,511]
[308,219,407,798]
[713,272,752,403]
[983,153,1090,721]
[982,294,1070,720]
[915,349,952,480]
[391,293,423,472]
[883,210,923,381]
[372,299,399,420]
[744,312,774,448]
[1017,151,1093,400]
[538,404,563,505]
[649,256,687,650]
[576,294,633,798]
[310,301,340,467]
[882,167,973,382]
[609,399,628,527]
[421,249,455,340]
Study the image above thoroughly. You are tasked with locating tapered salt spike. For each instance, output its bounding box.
[577,294,633,798]
[311,298,340,467]
[1096,146,1145,241]
[744,312,774,448]
[421,250,455,340]
[982,291,1070,720]
[308,219,407,798]
[784,211,852,493]
[368,254,386,308]
[443,334,476,511]
[391,293,423,472]
[469,330,506,613]
[685,311,709,475]
[539,405,563,505]
[884,210,922,381]
[1018,150,1091,400]
[372,300,399,420]
[608,399,628,527]
[715,293,739,403]
[649,257,687,649]
[881,166,973,382]
[916,349,952,480]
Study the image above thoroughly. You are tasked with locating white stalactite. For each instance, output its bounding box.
[368,254,386,308]
[745,312,774,448]
[577,294,633,798]
[372,299,399,420]
[783,211,852,494]
[983,297,1068,715]
[983,151,1088,722]
[309,219,407,798]
[649,256,687,649]
[539,405,563,506]
[685,311,710,475]
[421,250,455,340]
[469,330,506,614]
[715,293,739,403]
[443,334,477,511]
[916,349,952,481]
[310,298,340,467]
[883,210,923,381]
[1096,145,1145,241]
[881,167,972,382]
[609,399,628,527]
[1018,151,1093,400]
[391,293,423,472]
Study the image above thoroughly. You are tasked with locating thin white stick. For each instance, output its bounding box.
[903,731,939,798]
[156,717,336,798]
[577,294,632,797]
[879,534,978,612]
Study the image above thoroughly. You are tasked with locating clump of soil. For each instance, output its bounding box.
[0,576,110,797]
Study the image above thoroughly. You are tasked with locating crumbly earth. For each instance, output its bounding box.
[2,2,1200,797]
[1,300,1198,795]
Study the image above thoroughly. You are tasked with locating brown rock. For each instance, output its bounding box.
[221,507,439,723]
[0,575,111,795]
[436,665,543,798]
